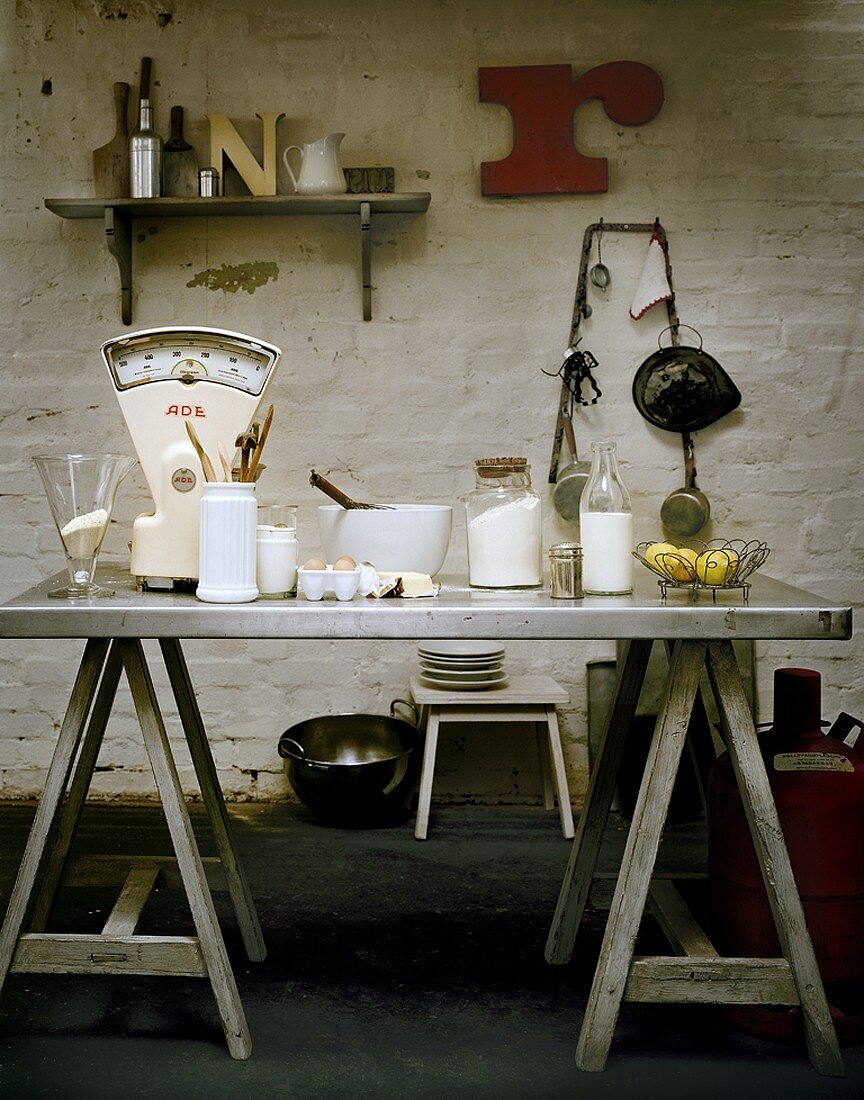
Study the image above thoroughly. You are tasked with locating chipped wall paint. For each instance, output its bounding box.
[186,262,279,295]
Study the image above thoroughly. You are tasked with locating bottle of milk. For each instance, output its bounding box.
[579,441,633,595]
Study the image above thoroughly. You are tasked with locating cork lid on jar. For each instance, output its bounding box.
[475,456,528,478]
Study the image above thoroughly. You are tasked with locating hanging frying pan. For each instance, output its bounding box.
[633,325,741,434]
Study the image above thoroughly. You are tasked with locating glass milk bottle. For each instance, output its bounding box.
[579,441,633,595]
[465,457,542,588]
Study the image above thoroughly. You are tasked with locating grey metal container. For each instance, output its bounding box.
[549,542,584,599]
[129,99,162,198]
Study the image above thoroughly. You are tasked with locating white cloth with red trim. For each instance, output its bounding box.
[630,227,673,320]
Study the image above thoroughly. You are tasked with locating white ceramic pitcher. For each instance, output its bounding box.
[283,132,346,195]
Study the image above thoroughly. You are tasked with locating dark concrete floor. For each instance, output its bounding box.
[0,801,862,1100]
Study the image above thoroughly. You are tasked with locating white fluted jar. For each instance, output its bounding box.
[196,481,259,603]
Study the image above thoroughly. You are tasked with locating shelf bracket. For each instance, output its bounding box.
[360,200,372,321]
[104,206,132,325]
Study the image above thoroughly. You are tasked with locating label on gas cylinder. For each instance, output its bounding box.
[773,752,854,773]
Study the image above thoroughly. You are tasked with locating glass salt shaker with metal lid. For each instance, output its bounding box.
[465,456,542,588]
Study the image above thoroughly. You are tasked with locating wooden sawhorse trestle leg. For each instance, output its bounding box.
[544,638,843,1078]
[0,636,265,1060]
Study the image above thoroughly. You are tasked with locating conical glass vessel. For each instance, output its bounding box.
[579,440,633,595]
[33,453,136,598]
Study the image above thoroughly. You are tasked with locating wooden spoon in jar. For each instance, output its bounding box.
[185,420,218,482]
[246,404,274,482]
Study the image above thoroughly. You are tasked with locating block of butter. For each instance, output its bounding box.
[376,571,438,598]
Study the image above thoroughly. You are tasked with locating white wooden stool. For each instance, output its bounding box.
[410,675,574,841]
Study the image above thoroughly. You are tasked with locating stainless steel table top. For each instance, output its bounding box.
[0,566,851,641]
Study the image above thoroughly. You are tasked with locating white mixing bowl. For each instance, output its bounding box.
[318,504,453,575]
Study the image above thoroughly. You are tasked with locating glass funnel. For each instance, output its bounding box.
[33,453,137,598]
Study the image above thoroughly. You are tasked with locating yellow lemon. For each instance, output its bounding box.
[696,548,740,586]
[668,547,698,583]
[645,541,678,571]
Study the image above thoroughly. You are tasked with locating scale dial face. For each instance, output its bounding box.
[101,326,279,396]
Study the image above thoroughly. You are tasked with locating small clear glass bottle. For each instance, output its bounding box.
[465,456,542,588]
[129,98,163,198]
[579,441,633,595]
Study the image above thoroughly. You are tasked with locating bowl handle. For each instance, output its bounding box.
[390,698,420,726]
[278,736,306,760]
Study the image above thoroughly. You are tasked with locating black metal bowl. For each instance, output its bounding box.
[277,700,421,825]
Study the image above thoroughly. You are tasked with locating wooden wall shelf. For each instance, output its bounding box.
[44,193,432,323]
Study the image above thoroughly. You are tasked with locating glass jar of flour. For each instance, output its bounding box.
[465,457,542,588]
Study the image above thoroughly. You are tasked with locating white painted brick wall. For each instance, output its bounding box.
[0,0,861,805]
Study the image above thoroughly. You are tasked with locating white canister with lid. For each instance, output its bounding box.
[196,481,259,603]
[256,524,299,598]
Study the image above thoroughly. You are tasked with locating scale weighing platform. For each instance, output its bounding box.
[101,326,281,589]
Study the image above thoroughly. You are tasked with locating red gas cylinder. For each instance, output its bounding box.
[708,667,864,1043]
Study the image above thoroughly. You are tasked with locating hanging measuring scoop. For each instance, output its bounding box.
[589,218,611,291]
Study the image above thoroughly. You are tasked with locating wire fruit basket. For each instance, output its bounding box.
[633,539,771,601]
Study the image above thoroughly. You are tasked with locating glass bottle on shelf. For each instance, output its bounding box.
[579,440,633,595]
[465,456,542,588]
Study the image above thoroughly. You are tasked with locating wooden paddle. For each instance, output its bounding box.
[92,82,130,197]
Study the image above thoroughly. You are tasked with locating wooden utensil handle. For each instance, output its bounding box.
[165,105,194,151]
[246,404,273,483]
[113,82,130,139]
[309,470,354,509]
[139,56,152,104]
[185,420,217,482]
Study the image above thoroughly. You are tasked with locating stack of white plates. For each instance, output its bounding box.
[418,641,508,691]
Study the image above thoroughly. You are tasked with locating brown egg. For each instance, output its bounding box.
[333,555,357,571]
[303,557,327,570]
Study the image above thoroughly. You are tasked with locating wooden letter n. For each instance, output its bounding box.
[206,112,285,196]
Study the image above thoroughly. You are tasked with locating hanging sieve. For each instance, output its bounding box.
[632,325,741,434]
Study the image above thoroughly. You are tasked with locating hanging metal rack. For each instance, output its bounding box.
[547,219,681,486]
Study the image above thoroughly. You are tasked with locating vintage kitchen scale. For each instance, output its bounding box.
[101,325,281,589]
